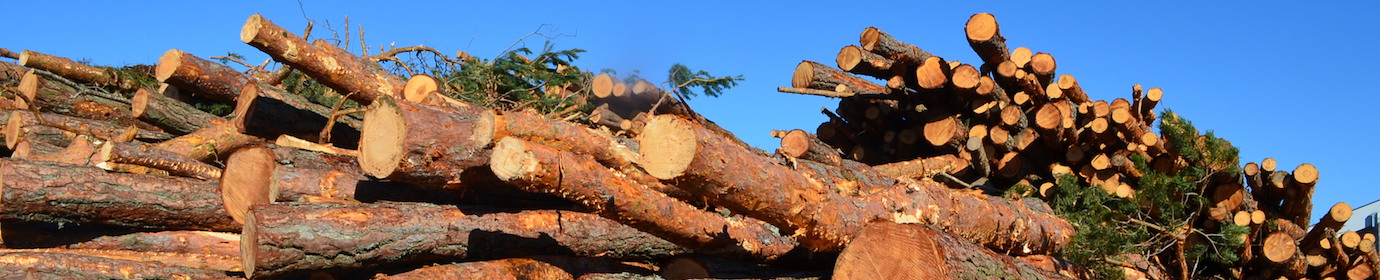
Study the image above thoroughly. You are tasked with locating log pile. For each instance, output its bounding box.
[0,12,1369,280]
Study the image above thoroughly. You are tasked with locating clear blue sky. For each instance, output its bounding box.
[4,1,1377,222]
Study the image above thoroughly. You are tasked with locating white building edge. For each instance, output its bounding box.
[1340,198,1380,252]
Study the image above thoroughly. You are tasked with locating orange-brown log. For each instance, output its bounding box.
[153,123,261,163]
[234,82,361,146]
[18,50,144,91]
[490,137,797,260]
[836,45,898,79]
[1300,202,1352,253]
[98,141,222,180]
[656,255,829,280]
[129,87,219,135]
[914,56,950,90]
[154,49,250,102]
[241,14,402,104]
[359,95,494,186]
[61,230,240,257]
[832,222,1072,280]
[4,109,172,142]
[965,13,1011,67]
[375,258,575,280]
[1262,231,1308,278]
[243,202,683,278]
[778,129,842,166]
[1283,163,1319,227]
[793,61,888,96]
[1055,74,1092,105]
[494,109,639,170]
[0,250,234,279]
[870,154,967,180]
[0,158,238,231]
[1018,255,1095,279]
[860,27,935,67]
[1028,52,1057,85]
[923,116,963,147]
[951,64,982,94]
[637,115,1072,253]
[0,248,240,272]
[1137,87,1162,123]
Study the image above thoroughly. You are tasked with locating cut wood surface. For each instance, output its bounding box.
[860,27,935,67]
[243,202,682,278]
[491,137,797,260]
[836,45,897,79]
[494,109,640,169]
[965,13,1011,67]
[241,14,402,104]
[375,258,575,280]
[0,158,238,231]
[0,250,234,279]
[778,129,842,166]
[832,222,1070,280]
[155,49,251,102]
[360,95,494,185]
[793,61,889,96]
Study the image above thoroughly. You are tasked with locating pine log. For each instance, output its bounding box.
[234,82,361,146]
[359,95,494,185]
[1262,231,1308,278]
[869,154,967,180]
[129,87,219,135]
[18,50,144,92]
[914,56,951,90]
[658,256,830,280]
[860,27,935,68]
[0,48,15,59]
[491,137,797,260]
[1055,74,1092,105]
[0,250,233,279]
[965,13,1011,67]
[0,248,240,272]
[494,109,640,170]
[778,129,842,166]
[1283,163,1319,227]
[98,141,222,180]
[0,158,239,231]
[1028,52,1057,85]
[792,61,888,96]
[8,62,148,130]
[637,115,1072,253]
[836,45,898,79]
[3,109,172,142]
[1301,203,1352,253]
[243,202,683,278]
[241,14,402,104]
[62,230,240,257]
[376,258,575,280]
[833,222,1072,280]
[155,49,250,102]
[154,123,261,162]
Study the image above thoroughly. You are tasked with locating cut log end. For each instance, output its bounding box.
[240,14,265,44]
[778,129,813,159]
[17,70,39,107]
[131,88,152,118]
[242,209,259,278]
[490,137,538,181]
[359,97,408,179]
[836,45,864,72]
[403,74,442,102]
[859,27,882,51]
[965,13,999,41]
[791,61,816,89]
[229,83,260,133]
[638,115,696,179]
[1293,163,1318,185]
[834,222,945,280]
[5,112,24,150]
[914,57,949,90]
[591,73,617,98]
[1326,202,1352,223]
[155,49,184,82]
[221,146,277,225]
[1263,232,1297,263]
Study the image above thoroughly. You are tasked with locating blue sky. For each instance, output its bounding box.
[4,1,1377,222]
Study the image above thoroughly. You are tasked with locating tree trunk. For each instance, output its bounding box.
[243,202,683,278]
[240,14,403,104]
[153,123,261,163]
[234,82,361,147]
[870,154,968,180]
[832,222,1072,280]
[637,115,1072,254]
[835,45,898,80]
[61,230,240,257]
[98,141,222,180]
[494,109,640,170]
[0,248,240,272]
[490,137,797,260]
[792,61,889,96]
[777,129,842,166]
[0,250,234,279]
[0,158,239,232]
[18,50,144,92]
[964,13,1011,67]
[359,95,494,185]
[376,258,575,280]
[859,27,935,68]
[129,87,219,135]
[155,49,251,102]
[4,109,172,141]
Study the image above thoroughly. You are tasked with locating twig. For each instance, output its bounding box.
[318,91,359,144]
[494,24,573,59]
[358,24,368,57]
[210,56,257,71]
[777,86,853,98]
[31,69,129,104]
[371,46,462,64]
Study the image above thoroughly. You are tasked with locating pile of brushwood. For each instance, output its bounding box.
[0,12,1372,280]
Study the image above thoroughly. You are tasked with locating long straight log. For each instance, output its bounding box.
[494,109,640,169]
[4,109,173,141]
[61,230,240,257]
[778,129,842,166]
[792,61,888,96]
[836,45,898,79]
[491,137,797,260]
[0,158,239,232]
[129,87,219,135]
[860,27,935,68]
[0,250,234,279]
[99,141,222,180]
[359,95,494,185]
[833,222,1071,280]
[153,123,261,163]
[243,202,683,278]
[18,50,145,92]
[236,82,361,146]
[0,248,240,272]
[637,115,1072,253]
[241,14,402,104]
[376,258,575,280]
[155,49,251,102]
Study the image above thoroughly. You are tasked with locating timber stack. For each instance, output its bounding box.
[0,12,1368,280]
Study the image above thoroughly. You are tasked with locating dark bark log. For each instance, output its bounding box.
[359,95,494,186]
[859,27,936,68]
[3,109,172,141]
[833,222,1071,280]
[835,45,898,80]
[0,158,239,232]
[130,87,219,135]
[0,250,235,279]
[491,137,797,260]
[243,202,683,278]
[792,61,889,97]
[235,82,361,147]
[241,14,403,104]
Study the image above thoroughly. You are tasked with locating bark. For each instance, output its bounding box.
[792,61,889,97]
[1300,202,1352,255]
[1055,74,1092,105]
[965,13,1011,67]
[1282,163,1319,228]
[359,95,494,185]
[62,230,240,257]
[130,86,219,135]
[18,50,145,92]
[0,158,238,232]
[0,248,240,272]
[1028,52,1057,85]
[240,14,403,104]
[375,258,575,280]
[0,250,234,279]
[495,109,641,170]
[243,202,683,278]
[274,134,358,156]
[235,82,362,146]
[153,123,261,163]
[3,108,172,141]
[859,27,936,67]
[491,137,797,260]
[835,45,897,80]
[832,222,1071,280]
[657,256,830,280]
[870,154,967,180]
[155,49,251,102]
[6,62,149,130]
[637,115,1072,254]
[99,141,222,180]
[777,129,842,166]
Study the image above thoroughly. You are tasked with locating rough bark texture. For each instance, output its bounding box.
[18,50,144,92]
[0,248,240,272]
[155,49,251,102]
[154,123,261,163]
[859,27,935,67]
[495,109,640,170]
[0,250,234,279]
[130,87,219,135]
[778,129,842,166]
[243,202,683,278]
[965,13,1011,67]
[62,230,240,257]
[870,154,968,180]
[0,158,239,232]
[360,95,494,185]
[637,115,1072,254]
[491,137,797,260]
[4,109,172,141]
[792,60,889,96]
[836,45,898,80]
[240,14,402,104]
[100,141,223,180]
[834,222,1070,280]
[236,82,361,147]
[375,258,576,280]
